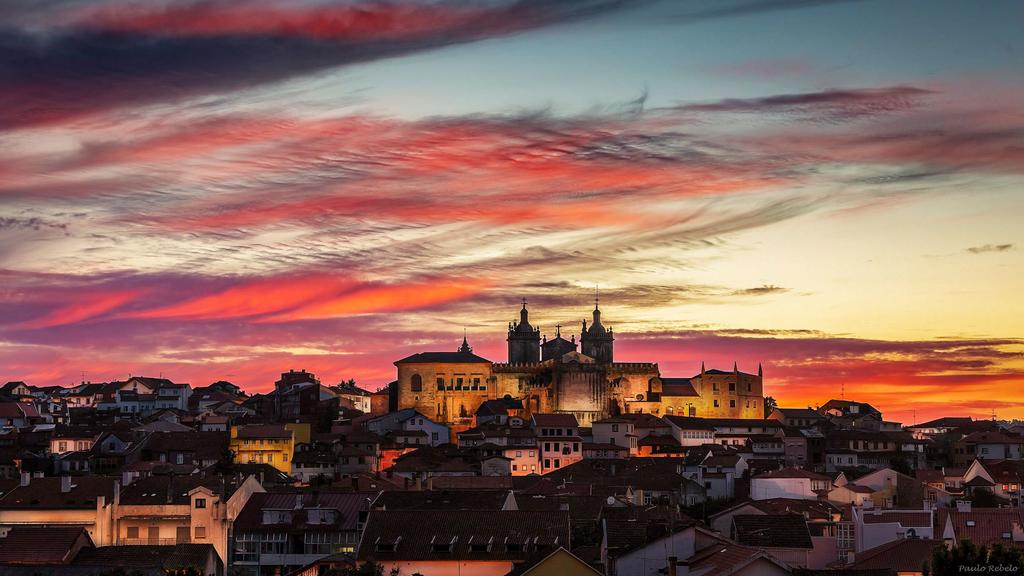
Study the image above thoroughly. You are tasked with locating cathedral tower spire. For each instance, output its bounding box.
[507,299,540,363]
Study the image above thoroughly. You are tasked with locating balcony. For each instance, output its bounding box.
[121,538,188,545]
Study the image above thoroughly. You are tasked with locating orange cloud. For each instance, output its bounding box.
[127,276,355,320]
[260,278,489,322]
[18,289,142,329]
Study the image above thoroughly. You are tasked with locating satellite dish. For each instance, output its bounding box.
[606,496,616,506]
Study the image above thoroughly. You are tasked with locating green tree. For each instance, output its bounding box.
[763,396,778,418]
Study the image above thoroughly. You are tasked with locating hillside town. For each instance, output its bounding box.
[0,304,1022,575]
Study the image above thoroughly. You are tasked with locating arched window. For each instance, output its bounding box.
[410,374,422,392]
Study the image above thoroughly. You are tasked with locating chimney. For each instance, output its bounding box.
[61,475,72,493]
[667,556,678,576]
[19,471,30,487]
[957,500,972,513]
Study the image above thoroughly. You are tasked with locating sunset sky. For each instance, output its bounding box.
[1,0,1022,423]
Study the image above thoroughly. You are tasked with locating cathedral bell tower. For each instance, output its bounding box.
[580,294,614,363]
[507,299,541,363]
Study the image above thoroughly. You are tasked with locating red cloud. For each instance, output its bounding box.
[73,2,494,42]
[125,276,357,320]
[17,289,142,329]
[259,278,490,322]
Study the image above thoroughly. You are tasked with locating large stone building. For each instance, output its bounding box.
[394,301,765,426]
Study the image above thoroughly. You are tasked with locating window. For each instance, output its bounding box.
[729,382,735,391]
[730,400,736,408]
[410,374,422,392]
[194,526,207,539]
[127,526,139,539]
[516,451,522,457]
[194,498,206,509]
[714,400,719,408]
[436,377,444,390]
[612,424,619,432]
[456,377,464,390]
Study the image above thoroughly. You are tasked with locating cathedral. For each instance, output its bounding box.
[393,300,766,426]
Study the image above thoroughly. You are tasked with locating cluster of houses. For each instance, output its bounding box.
[1,375,1023,576]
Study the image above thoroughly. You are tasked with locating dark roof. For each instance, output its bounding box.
[664,415,779,430]
[908,417,974,429]
[72,544,216,571]
[660,378,698,397]
[374,490,510,511]
[603,518,695,557]
[772,407,823,419]
[357,510,569,561]
[754,466,832,481]
[234,424,292,439]
[0,477,117,509]
[118,474,235,505]
[850,538,941,572]
[733,514,813,549]
[395,351,491,364]
[234,491,376,532]
[0,526,90,564]
[532,413,579,428]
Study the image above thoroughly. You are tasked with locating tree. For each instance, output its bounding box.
[924,540,1024,575]
[763,396,777,418]
[323,561,389,576]
[315,399,341,433]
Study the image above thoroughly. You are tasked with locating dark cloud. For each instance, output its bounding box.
[732,284,787,296]
[967,243,1014,254]
[0,0,644,128]
[676,86,934,123]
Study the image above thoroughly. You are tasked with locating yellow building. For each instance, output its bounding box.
[393,302,765,425]
[230,424,294,473]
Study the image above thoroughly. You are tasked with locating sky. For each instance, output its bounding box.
[1,0,1022,423]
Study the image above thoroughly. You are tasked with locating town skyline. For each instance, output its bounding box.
[2,0,1023,426]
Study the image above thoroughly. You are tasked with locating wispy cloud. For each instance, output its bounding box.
[966,243,1014,254]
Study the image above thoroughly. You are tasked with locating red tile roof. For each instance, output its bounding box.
[861,510,933,528]
[851,538,942,572]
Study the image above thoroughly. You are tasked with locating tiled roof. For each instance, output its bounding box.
[772,407,823,418]
[0,526,90,564]
[72,544,215,571]
[850,538,941,572]
[234,491,377,532]
[0,477,117,509]
[938,507,1024,547]
[374,490,510,511]
[532,413,579,427]
[394,351,491,364]
[234,424,292,439]
[661,378,698,397]
[357,510,570,561]
[909,417,974,429]
[754,467,832,481]
[733,515,813,549]
[861,510,933,528]
[713,498,839,522]
[428,476,515,491]
[685,537,789,576]
[118,474,235,505]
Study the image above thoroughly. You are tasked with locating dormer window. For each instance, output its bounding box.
[468,536,493,553]
[375,535,401,552]
[966,521,976,527]
[430,535,456,553]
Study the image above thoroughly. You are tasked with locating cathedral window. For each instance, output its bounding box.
[729,383,736,392]
[713,383,720,392]
[455,377,463,390]
[410,374,422,392]
[730,400,736,408]
[436,378,444,391]
[713,400,719,408]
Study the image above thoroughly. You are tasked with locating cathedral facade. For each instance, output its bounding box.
[393,301,766,426]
